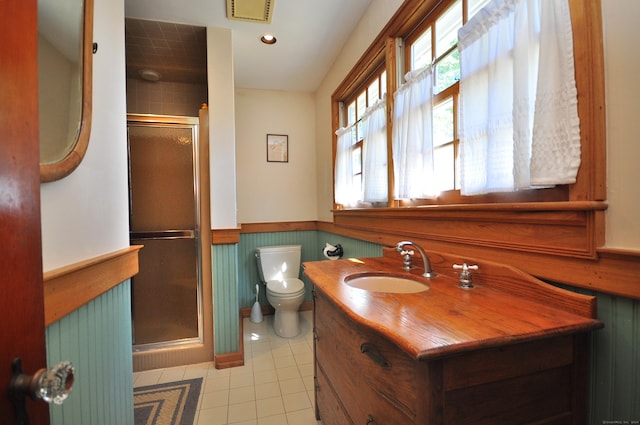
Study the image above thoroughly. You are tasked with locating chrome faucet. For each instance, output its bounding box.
[396,241,436,278]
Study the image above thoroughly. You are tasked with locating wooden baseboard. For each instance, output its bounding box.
[239,301,313,318]
[214,351,244,369]
[300,301,314,312]
[240,305,275,318]
[215,311,247,369]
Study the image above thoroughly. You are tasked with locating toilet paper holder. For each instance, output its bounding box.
[323,243,343,260]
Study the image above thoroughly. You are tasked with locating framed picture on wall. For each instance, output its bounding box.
[267,134,288,163]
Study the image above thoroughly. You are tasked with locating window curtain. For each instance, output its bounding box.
[361,95,388,203]
[334,124,359,206]
[458,0,580,196]
[392,66,437,199]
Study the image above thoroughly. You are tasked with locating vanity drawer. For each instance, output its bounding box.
[316,365,353,425]
[315,291,419,423]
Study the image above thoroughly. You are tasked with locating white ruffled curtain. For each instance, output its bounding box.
[458,0,580,196]
[334,125,359,206]
[392,66,437,199]
[334,97,388,206]
[361,95,388,203]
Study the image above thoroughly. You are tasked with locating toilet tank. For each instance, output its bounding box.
[255,245,301,282]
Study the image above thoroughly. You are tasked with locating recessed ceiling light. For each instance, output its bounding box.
[260,34,276,45]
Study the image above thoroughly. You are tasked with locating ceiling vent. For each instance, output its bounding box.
[226,0,274,23]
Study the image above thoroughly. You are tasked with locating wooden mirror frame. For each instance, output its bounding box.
[40,0,94,182]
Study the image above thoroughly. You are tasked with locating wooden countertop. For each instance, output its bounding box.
[303,248,603,360]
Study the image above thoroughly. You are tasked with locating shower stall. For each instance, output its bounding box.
[127,112,213,370]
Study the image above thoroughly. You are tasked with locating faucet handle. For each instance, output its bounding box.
[453,263,478,289]
[453,263,478,271]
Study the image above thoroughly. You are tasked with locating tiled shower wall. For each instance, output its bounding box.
[126,78,207,116]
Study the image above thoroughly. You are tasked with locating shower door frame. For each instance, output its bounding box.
[127,113,213,370]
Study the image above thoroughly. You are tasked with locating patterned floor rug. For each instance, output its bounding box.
[134,378,202,425]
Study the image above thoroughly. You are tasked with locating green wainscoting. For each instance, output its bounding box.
[587,291,640,423]
[46,280,134,425]
[212,244,240,354]
[553,283,640,423]
[315,231,385,270]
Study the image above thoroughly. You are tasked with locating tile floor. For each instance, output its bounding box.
[133,310,323,425]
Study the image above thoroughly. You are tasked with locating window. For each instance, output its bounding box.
[335,68,387,207]
[329,0,607,289]
[410,28,431,71]
[393,0,486,201]
[333,0,601,209]
[458,0,580,196]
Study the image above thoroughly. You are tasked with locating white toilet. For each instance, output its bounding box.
[255,245,306,338]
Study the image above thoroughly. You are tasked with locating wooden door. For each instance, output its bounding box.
[0,0,50,423]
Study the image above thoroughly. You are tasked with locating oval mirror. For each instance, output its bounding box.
[38,0,94,182]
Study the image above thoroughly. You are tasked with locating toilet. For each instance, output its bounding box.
[255,245,306,338]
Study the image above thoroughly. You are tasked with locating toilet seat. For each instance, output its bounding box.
[266,278,305,296]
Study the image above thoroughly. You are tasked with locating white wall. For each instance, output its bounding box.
[314,0,404,223]
[40,0,130,271]
[601,0,640,249]
[236,88,317,223]
[207,27,238,229]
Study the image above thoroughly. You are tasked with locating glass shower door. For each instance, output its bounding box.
[128,117,202,349]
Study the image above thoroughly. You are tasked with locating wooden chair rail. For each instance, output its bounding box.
[43,246,142,325]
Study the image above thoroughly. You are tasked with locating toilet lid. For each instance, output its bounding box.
[266,278,304,295]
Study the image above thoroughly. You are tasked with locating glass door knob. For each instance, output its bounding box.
[32,360,75,404]
[9,358,75,424]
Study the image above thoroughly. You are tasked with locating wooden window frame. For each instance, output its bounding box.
[330,0,607,267]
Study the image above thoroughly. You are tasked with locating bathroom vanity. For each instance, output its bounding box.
[303,248,603,425]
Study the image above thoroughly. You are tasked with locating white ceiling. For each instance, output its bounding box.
[124,0,373,92]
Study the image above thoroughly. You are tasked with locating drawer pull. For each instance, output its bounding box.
[366,414,379,424]
[360,343,391,369]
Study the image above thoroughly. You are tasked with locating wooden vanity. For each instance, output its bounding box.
[303,248,603,425]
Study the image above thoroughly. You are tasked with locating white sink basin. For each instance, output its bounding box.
[344,273,429,294]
